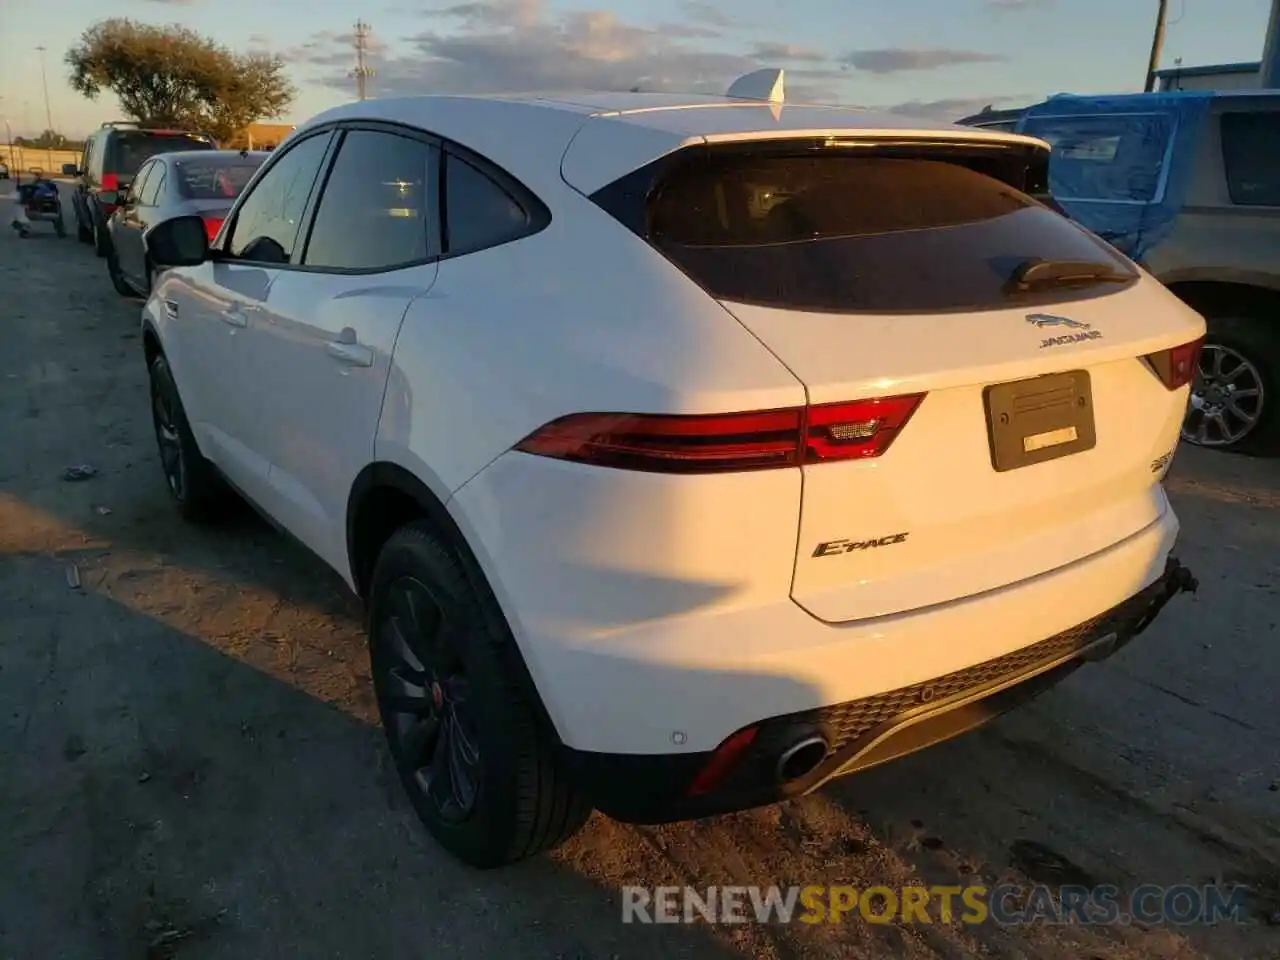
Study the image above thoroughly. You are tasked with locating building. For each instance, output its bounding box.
[1154,61,1262,92]
[226,122,296,150]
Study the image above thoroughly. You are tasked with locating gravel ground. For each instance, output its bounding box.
[2,188,1278,959]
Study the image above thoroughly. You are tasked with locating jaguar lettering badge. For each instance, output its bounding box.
[1026,313,1104,349]
[813,533,910,557]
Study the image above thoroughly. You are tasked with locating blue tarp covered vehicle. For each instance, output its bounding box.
[1014,92,1213,261]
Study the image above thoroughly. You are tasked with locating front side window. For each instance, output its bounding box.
[302,129,436,271]
[1221,111,1280,207]
[227,132,332,264]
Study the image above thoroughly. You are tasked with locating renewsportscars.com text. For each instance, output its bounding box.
[621,884,1252,926]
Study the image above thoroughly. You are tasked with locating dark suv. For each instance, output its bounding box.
[63,122,216,257]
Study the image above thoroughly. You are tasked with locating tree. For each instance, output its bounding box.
[65,19,295,145]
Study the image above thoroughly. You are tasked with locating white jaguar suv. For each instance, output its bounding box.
[139,70,1203,868]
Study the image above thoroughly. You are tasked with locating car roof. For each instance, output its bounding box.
[160,150,268,163]
[296,89,1048,196]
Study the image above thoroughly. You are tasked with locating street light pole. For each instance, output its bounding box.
[35,44,55,169]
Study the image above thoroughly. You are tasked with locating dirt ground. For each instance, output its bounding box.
[2,189,1279,960]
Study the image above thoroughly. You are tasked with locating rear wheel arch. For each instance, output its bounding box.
[346,461,565,741]
[1163,279,1280,322]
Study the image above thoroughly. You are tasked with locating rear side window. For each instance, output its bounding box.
[442,153,529,255]
[640,152,1134,314]
[1221,111,1280,207]
[139,165,166,205]
[1019,112,1174,203]
[110,132,215,176]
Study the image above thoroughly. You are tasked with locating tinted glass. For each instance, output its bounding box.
[228,133,331,264]
[111,132,215,177]
[646,153,1134,313]
[444,153,528,254]
[1019,113,1173,203]
[129,162,156,204]
[1221,111,1280,207]
[139,165,166,205]
[174,158,263,200]
[303,130,434,270]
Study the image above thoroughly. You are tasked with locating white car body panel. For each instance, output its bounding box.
[451,448,1179,754]
[374,201,804,496]
[241,265,436,575]
[144,87,1202,765]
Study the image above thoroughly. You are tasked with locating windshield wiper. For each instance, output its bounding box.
[1005,258,1131,294]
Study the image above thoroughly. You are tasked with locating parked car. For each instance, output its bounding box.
[62,121,216,259]
[106,150,267,298]
[0,160,9,180]
[139,71,1202,869]
[1017,90,1280,455]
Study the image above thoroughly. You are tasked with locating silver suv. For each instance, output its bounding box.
[1017,90,1280,456]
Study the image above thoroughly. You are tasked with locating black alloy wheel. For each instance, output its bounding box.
[373,574,482,823]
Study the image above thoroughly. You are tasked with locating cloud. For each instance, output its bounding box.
[292,0,845,100]
[840,47,1006,74]
[139,0,197,4]
[677,0,736,29]
[750,42,829,63]
[986,0,1053,10]
[880,94,1032,122]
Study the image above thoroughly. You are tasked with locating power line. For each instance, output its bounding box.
[349,21,376,101]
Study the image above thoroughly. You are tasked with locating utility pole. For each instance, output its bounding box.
[1261,0,1280,88]
[35,45,55,168]
[349,21,375,101]
[1143,0,1170,92]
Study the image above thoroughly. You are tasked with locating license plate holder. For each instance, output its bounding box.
[984,370,1096,472]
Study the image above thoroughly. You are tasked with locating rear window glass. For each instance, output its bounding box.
[111,133,214,176]
[174,159,262,200]
[1019,113,1174,203]
[645,153,1134,314]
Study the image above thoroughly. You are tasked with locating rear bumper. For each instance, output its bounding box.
[562,555,1197,824]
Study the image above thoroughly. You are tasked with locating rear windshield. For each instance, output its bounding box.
[174,158,262,200]
[644,152,1135,314]
[111,132,215,176]
[1018,112,1174,203]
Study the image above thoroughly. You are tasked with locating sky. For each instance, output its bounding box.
[0,0,1273,138]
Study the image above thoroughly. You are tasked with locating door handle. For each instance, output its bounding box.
[326,339,373,367]
[220,306,248,328]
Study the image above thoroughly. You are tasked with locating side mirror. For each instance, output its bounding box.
[61,164,80,177]
[148,215,210,268]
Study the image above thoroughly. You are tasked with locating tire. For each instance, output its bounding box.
[148,355,226,521]
[1182,316,1279,457]
[107,247,135,297]
[367,522,590,868]
[77,210,93,243]
[92,210,110,258]
[55,215,66,239]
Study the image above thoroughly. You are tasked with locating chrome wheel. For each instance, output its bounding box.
[374,575,481,824]
[1182,343,1265,448]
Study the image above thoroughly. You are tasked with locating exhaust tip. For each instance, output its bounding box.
[776,735,829,783]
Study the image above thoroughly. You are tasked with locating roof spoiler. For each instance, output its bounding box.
[725,68,785,104]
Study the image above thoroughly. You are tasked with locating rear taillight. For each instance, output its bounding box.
[1145,337,1204,391]
[202,216,224,243]
[101,173,119,191]
[514,394,925,474]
